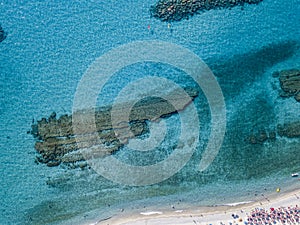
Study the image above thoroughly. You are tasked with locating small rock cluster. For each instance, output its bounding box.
[246,121,300,145]
[0,24,7,42]
[30,88,198,168]
[275,69,300,102]
[150,0,263,22]
[246,129,275,145]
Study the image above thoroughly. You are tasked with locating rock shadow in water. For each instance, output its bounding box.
[208,40,299,98]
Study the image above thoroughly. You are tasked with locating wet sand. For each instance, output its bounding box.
[93,187,299,225]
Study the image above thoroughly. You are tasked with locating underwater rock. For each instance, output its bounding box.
[246,129,270,145]
[245,121,300,145]
[150,0,263,22]
[0,24,7,42]
[277,121,300,138]
[278,69,300,102]
[245,122,300,145]
[31,87,198,167]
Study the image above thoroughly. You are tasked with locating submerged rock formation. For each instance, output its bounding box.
[31,88,198,167]
[277,69,300,102]
[246,129,274,145]
[0,24,7,42]
[245,122,300,145]
[245,68,300,145]
[150,0,263,22]
[277,121,300,138]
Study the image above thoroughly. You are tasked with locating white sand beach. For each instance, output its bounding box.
[93,187,299,225]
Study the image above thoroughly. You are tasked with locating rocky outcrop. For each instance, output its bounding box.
[0,24,7,42]
[31,88,198,167]
[150,0,263,22]
[278,69,300,102]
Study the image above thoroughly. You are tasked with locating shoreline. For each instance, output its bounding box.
[93,186,299,225]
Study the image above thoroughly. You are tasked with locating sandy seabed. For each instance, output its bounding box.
[88,186,300,225]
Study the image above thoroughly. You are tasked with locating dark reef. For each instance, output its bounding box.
[150,0,263,22]
[30,88,198,168]
[277,69,300,102]
[0,24,7,42]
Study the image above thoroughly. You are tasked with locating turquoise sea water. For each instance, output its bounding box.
[1,0,300,224]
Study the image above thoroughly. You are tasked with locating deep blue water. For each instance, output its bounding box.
[0,0,300,224]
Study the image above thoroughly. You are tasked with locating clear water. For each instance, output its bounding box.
[1,0,300,224]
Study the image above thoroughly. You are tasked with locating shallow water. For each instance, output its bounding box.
[0,0,300,224]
